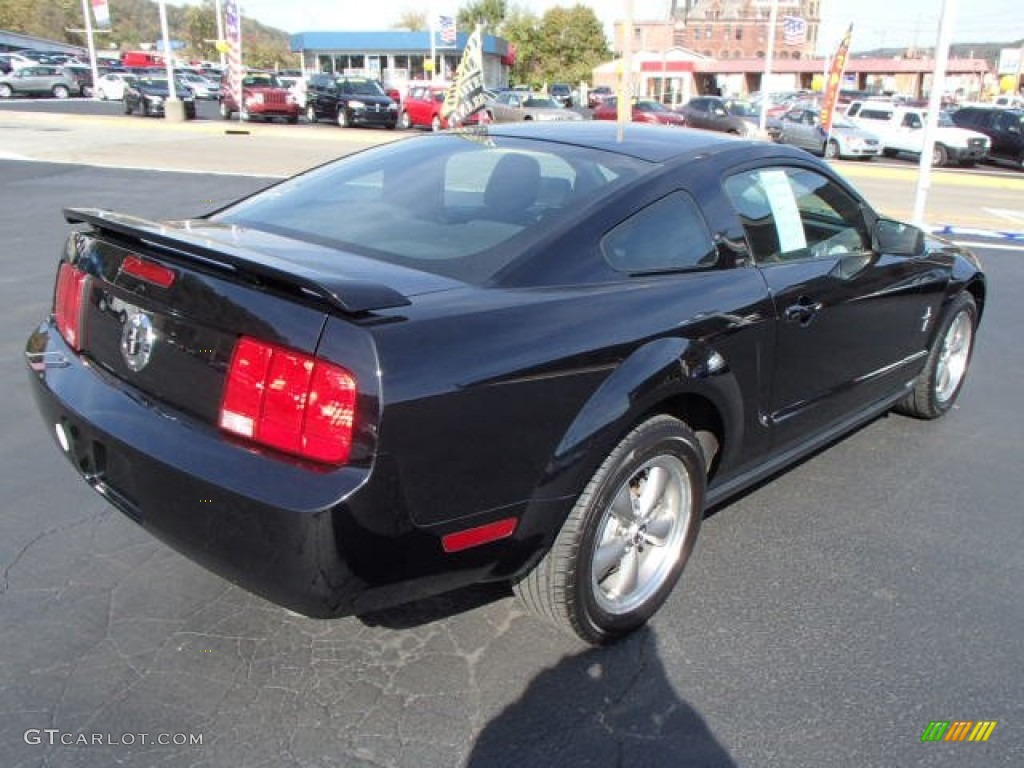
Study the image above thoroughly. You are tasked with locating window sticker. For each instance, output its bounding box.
[758,170,806,254]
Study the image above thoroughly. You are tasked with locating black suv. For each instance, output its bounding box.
[305,74,397,129]
[951,107,1024,169]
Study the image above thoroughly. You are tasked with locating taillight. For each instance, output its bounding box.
[219,336,357,465]
[54,262,88,351]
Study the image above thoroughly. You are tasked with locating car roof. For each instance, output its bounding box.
[483,121,771,163]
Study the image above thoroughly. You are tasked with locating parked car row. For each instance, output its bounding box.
[12,62,1019,172]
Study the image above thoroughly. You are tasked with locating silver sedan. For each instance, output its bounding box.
[486,92,584,123]
[777,108,881,160]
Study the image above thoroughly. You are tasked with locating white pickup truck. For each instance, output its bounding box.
[845,102,990,166]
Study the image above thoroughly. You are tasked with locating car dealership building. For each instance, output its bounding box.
[289,31,512,90]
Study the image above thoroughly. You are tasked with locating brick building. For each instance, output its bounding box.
[615,0,820,60]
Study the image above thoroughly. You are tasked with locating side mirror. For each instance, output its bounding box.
[872,218,924,256]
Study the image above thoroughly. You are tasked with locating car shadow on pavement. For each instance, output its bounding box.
[465,626,737,768]
[356,582,514,629]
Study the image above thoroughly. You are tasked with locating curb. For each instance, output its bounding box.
[927,224,1024,242]
[0,107,403,146]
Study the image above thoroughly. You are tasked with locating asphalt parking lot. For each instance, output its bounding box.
[1,136,1023,766]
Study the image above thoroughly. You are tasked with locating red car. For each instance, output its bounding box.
[398,84,480,131]
[219,71,300,123]
[592,97,687,127]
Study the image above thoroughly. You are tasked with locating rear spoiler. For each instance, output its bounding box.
[64,207,411,314]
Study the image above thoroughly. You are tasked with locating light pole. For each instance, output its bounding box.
[78,0,101,98]
[911,0,957,227]
[215,0,226,70]
[758,0,780,135]
[157,0,186,121]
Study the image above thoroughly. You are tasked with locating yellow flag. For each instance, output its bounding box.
[442,27,486,126]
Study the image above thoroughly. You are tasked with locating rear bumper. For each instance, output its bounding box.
[26,322,547,617]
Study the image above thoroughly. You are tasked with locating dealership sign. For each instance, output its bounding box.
[997,48,1022,76]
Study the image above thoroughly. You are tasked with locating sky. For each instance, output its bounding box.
[218,0,1024,55]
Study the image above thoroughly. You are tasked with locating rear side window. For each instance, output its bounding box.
[724,167,867,263]
[602,192,716,274]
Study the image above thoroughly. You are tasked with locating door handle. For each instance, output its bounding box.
[784,300,823,325]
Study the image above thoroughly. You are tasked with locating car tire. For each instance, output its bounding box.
[0,84,13,99]
[514,414,704,645]
[431,114,441,132]
[398,111,411,130]
[52,85,69,99]
[287,115,298,125]
[882,148,898,157]
[825,139,840,159]
[219,102,231,120]
[336,107,348,128]
[306,104,317,123]
[895,292,978,420]
[931,143,949,167]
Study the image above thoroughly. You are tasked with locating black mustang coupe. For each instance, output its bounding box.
[26,123,984,644]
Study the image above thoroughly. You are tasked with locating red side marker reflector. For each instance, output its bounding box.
[442,517,518,553]
[122,255,176,288]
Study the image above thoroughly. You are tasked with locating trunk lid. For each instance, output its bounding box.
[61,208,456,429]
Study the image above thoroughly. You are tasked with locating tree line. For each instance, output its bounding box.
[1,0,610,81]
[0,0,293,69]
[395,1,611,88]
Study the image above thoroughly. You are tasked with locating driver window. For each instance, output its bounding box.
[724,167,868,264]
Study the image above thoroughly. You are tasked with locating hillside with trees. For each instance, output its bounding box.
[0,0,293,69]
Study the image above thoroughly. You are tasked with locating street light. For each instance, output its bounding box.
[157,0,186,121]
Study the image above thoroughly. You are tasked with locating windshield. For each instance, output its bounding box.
[522,97,561,109]
[242,74,282,87]
[342,78,385,96]
[636,100,669,113]
[214,135,651,283]
[725,100,757,117]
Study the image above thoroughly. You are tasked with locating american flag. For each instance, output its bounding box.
[782,16,808,46]
[437,15,457,47]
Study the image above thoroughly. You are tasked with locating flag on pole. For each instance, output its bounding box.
[781,16,807,46]
[442,26,486,127]
[90,0,111,28]
[820,24,853,135]
[223,0,243,114]
[434,14,457,49]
